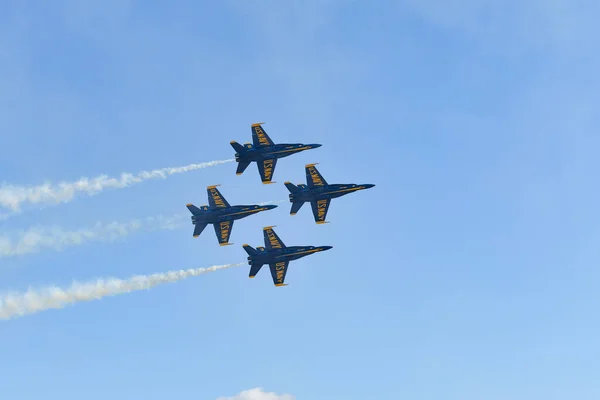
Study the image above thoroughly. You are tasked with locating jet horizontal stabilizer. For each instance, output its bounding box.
[284,182,301,193]
[230,141,246,153]
[290,201,304,215]
[243,244,258,256]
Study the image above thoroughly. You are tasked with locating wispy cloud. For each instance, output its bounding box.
[398,0,599,56]
[0,158,233,212]
[0,213,187,258]
[0,262,243,320]
[217,387,295,400]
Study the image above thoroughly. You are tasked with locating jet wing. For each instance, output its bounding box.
[305,163,328,188]
[263,226,286,250]
[207,185,230,209]
[214,220,234,246]
[269,260,290,287]
[310,199,331,224]
[257,158,277,184]
[251,123,274,147]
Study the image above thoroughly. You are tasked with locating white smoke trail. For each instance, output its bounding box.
[0,262,244,320]
[0,158,234,212]
[0,199,283,257]
[0,214,188,258]
[258,199,287,206]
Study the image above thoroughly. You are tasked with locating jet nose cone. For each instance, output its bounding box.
[266,204,278,210]
[309,143,322,149]
[321,246,333,251]
[362,184,375,189]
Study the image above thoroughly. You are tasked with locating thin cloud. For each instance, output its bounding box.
[217,387,295,400]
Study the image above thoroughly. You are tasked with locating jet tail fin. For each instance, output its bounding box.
[230,141,246,153]
[243,244,258,256]
[244,244,263,278]
[186,203,206,214]
[284,181,301,193]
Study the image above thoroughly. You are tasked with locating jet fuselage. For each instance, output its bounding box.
[234,143,322,163]
[247,245,333,266]
[289,183,375,203]
[191,204,277,225]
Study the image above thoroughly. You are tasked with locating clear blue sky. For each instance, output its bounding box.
[1,1,599,399]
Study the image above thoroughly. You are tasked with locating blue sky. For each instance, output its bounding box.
[1,1,599,399]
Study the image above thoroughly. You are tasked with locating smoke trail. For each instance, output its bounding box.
[0,158,234,212]
[0,199,284,257]
[0,214,187,258]
[258,199,287,206]
[0,262,244,320]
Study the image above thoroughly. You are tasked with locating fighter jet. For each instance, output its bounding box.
[243,226,332,287]
[230,122,322,184]
[284,163,375,224]
[186,185,278,246]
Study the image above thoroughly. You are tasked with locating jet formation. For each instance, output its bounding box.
[188,122,374,287]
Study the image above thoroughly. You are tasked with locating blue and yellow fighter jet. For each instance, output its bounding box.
[230,122,322,184]
[243,226,332,286]
[186,185,278,246]
[284,163,375,224]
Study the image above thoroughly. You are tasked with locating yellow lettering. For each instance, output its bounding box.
[267,231,281,248]
[309,168,323,186]
[220,221,230,241]
[275,262,286,283]
[317,199,327,219]
[263,160,273,179]
[255,127,270,146]
[210,189,226,207]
